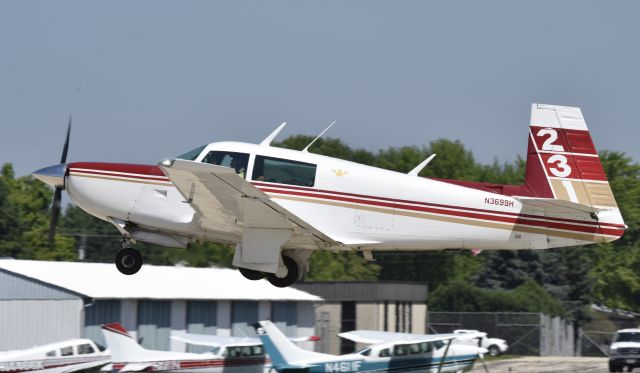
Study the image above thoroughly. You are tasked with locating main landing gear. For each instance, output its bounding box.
[238,255,300,288]
[115,247,143,275]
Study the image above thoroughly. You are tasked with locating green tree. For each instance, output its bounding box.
[0,164,74,260]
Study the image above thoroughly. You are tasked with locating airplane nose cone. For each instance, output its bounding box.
[32,164,67,188]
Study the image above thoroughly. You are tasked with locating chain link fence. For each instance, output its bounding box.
[427,312,575,356]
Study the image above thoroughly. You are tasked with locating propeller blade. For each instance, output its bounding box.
[60,116,71,164]
[48,187,62,248]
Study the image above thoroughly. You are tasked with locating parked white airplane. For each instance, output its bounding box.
[256,320,488,373]
[0,339,110,373]
[101,323,268,373]
[33,104,625,287]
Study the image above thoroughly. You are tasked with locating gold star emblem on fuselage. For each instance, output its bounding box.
[333,169,348,177]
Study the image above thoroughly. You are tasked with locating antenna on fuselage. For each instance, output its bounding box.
[260,122,287,146]
[408,154,436,176]
[302,121,336,152]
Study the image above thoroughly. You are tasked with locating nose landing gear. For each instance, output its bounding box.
[115,247,143,275]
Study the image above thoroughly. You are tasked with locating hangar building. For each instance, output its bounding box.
[0,259,320,351]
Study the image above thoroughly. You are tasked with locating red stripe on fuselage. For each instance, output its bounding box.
[68,162,166,177]
[259,187,623,237]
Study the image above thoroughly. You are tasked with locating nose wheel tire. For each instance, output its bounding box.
[267,256,299,288]
[115,248,143,275]
[239,267,267,281]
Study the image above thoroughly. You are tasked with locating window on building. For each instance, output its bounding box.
[77,344,95,354]
[202,151,250,178]
[60,346,73,356]
[252,156,316,187]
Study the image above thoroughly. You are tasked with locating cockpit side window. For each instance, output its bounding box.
[251,156,316,187]
[202,151,250,178]
[177,145,206,161]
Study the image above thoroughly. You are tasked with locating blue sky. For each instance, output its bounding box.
[1,1,639,177]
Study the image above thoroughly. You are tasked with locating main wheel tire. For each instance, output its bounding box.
[267,256,299,288]
[115,248,143,275]
[239,267,267,281]
[488,345,500,357]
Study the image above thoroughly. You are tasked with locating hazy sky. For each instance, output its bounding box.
[2,1,639,178]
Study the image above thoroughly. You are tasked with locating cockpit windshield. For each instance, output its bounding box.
[177,145,206,161]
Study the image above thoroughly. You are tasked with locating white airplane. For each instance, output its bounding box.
[33,104,626,287]
[0,338,110,373]
[255,320,488,373]
[101,323,268,373]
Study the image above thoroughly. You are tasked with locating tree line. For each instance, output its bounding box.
[1,135,638,324]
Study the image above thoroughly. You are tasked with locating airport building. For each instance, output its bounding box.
[295,282,429,355]
[0,259,320,351]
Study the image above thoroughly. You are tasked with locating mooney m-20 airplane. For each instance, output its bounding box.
[101,323,317,373]
[33,104,625,287]
[0,338,110,373]
[256,320,488,373]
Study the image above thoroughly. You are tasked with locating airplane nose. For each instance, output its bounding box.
[32,164,67,188]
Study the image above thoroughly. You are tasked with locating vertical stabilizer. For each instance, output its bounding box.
[101,323,149,362]
[255,321,330,368]
[524,103,618,209]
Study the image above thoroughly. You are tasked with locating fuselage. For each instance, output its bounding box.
[63,141,624,252]
[0,339,109,373]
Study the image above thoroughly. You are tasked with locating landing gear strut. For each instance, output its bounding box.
[115,247,143,275]
[267,256,299,288]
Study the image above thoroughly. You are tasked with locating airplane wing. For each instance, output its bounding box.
[160,160,340,251]
[171,332,319,348]
[171,333,260,348]
[338,330,486,345]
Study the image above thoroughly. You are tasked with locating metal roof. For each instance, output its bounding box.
[0,259,321,302]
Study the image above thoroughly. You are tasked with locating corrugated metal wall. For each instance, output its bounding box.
[272,302,297,337]
[231,301,258,337]
[0,270,79,300]
[137,300,171,350]
[84,300,121,348]
[0,300,83,350]
[186,301,217,353]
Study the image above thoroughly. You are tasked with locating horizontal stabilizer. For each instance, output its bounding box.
[515,196,603,214]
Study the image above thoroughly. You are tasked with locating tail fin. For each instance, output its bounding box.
[101,323,150,362]
[255,321,330,368]
[524,103,617,209]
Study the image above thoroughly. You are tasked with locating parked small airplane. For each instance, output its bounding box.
[0,338,110,373]
[101,323,268,373]
[255,320,488,373]
[33,104,626,287]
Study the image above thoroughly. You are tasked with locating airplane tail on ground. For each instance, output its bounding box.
[255,321,330,368]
